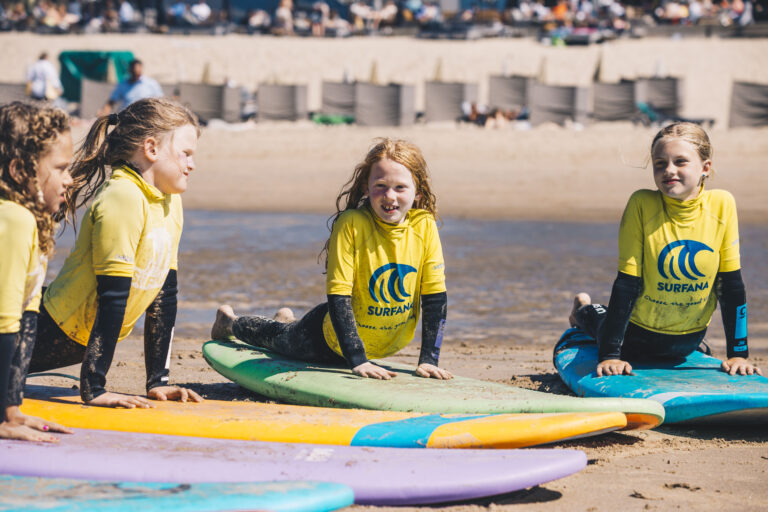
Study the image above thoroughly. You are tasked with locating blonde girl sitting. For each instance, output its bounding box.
[569,122,761,378]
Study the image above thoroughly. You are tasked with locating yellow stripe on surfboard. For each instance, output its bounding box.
[21,390,628,448]
[427,412,625,448]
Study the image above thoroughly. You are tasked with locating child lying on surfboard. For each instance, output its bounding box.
[568,122,761,378]
[212,138,452,380]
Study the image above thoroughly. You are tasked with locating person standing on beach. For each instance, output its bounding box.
[568,122,761,377]
[26,52,63,103]
[18,97,204,408]
[100,59,164,115]
[212,138,452,380]
[0,102,74,442]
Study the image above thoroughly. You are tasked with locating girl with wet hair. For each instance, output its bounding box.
[24,97,205,408]
[567,122,760,377]
[212,138,452,380]
[0,101,73,442]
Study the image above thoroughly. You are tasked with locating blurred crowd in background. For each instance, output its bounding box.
[0,0,763,37]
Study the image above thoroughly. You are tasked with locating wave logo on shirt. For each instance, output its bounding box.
[368,263,417,303]
[657,240,713,281]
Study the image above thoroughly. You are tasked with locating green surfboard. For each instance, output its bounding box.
[203,339,665,430]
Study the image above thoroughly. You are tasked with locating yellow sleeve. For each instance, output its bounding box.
[91,185,146,277]
[718,191,741,272]
[617,191,645,277]
[420,216,446,295]
[0,210,36,333]
[326,213,356,295]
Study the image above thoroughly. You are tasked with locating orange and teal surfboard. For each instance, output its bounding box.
[22,385,625,448]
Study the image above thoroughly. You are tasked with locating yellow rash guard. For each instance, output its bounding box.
[0,200,46,333]
[43,166,183,345]
[323,205,446,359]
[618,188,740,335]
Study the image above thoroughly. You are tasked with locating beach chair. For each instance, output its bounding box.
[0,82,28,105]
[630,76,714,127]
[161,83,179,99]
[257,84,308,122]
[178,83,241,124]
[354,82,415,126]
[729,81,768,128]
[316,81,355,124]
[488,75,534,113]
[424,81,478,123]
[633,102,715,129]
[221,86,242,124]
[529,83,590,127]
[635,77,682,118]
[592,80,636,122]
[79,78,115,119]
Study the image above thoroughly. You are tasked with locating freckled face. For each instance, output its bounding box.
[366,158,420,225]
[652,138,710,202]
[36,131,74,214]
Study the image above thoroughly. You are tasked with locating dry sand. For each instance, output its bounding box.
[7,33,768,511]
[180,122,768,223]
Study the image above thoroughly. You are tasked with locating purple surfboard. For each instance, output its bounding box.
[0,429,586,505]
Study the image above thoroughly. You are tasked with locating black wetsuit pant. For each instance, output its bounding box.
[28,304,86,373]
[573,303,707,361]
[232,303,347,365]
[5,304,85,407]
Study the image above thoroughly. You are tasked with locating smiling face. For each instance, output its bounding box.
[652,138,711,202]
[148,124,198,195]
[366,158,420,225]
[35,130,74,214]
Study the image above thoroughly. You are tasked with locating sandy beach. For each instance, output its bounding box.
[4,32,767,511]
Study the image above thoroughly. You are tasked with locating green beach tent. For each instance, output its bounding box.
[58,51,135,102]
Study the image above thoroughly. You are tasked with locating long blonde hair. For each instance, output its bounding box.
[65,97,200,223]
[320,137,438,266]
[0,101,70,255]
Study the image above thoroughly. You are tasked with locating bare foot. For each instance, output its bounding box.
[0,421,59,443]
[211,305,237,340]
[273,307,295,323]
[569,292,591,327]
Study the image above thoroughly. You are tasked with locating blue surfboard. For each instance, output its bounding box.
[554,328,768,424]
[0,476,353,512]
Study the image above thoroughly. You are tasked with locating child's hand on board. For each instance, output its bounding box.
[415,363,453,380]
[353,362,398,380]
[596,359,633,377]
[0,422,60,443]
[721,358,762,376]
[85,392,154,409]
[148,385,204,403]
[5,408,73,435]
